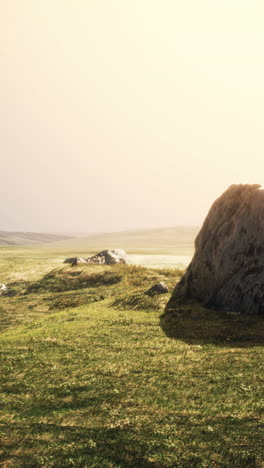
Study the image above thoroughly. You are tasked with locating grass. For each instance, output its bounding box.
[161,304,264,346]
[0,246,263,467]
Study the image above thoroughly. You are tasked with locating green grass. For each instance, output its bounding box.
[0,246,263,467]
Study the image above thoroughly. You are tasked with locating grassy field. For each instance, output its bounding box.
[41,226,199,256]
[0,245,263,467]
[0,226,199,254]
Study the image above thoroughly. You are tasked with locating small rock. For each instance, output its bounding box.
[64,257,78,264]
[145,282,169,296]
[0,284,7,296]
[71,257,87,266]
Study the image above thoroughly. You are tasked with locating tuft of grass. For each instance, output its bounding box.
[47,292,105,310]
[112,292,161,312]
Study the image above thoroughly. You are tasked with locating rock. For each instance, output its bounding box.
[64,257,87,265]
[87,249,131,265]
[145,281,169,296]
[71,257,87,266]
[64,257,78,264]
[0,284,7,296]
[64,250,131,265]
[166,184,264,315]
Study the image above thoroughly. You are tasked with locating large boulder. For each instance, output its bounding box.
[166,184,264,315]
[0,284,7,296]
[87,249,131,265]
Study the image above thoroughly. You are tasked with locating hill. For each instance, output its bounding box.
[0,231,74,246]
[50,226,200,255]
[0,226,199,253]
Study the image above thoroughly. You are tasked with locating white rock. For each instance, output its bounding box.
[0,284,7,296]
[87,249,131,265]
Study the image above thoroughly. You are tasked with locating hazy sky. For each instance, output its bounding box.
[2,0,264,232]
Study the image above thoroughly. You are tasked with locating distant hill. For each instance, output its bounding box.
[52,226,200,255]
[0,231,74,246]
[0,226,200,254]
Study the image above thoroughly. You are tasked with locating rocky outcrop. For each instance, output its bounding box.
[0,284,7,296]
[87,249,131,265]
[145,282,169,296]
[166,184,264,315]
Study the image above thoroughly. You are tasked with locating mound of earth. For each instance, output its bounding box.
[87,249,131,265]
[166,184,264,315]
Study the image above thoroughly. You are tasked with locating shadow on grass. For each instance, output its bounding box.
[26,269,122,293]
[0,413,262,468]
[0,422,163,468]
[160,302,264,347]
[4,279,30,296]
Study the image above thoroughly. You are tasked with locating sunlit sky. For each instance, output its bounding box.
[2,0,264,232]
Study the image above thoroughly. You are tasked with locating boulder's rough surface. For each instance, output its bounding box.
[71,257,87,266]
[145,282,169,296]
[0,284,7,296]
[166,184,264,315]
[87,249,131,265]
